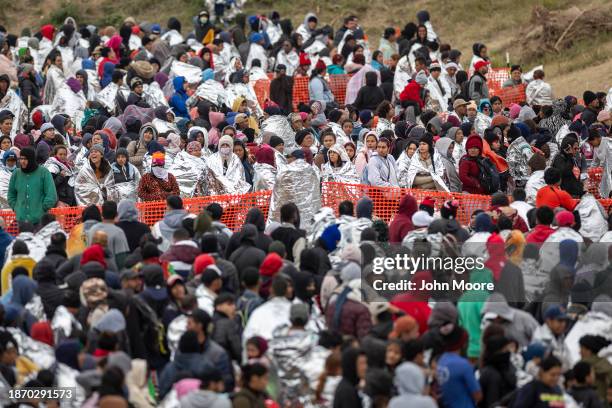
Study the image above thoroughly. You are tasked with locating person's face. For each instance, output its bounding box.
[202,52,210,62]
[431,69,440,79]
[92,133,103,145]
[482,105,491,115]
[186,318,203,335]
[342,121,353,136]
[418,26,427,39]
[116,155,127,166]
[323,135,335,148]
[1,348,17,366]
[511,70,521,81]
[446,67,457,77]
[190,148,202,157]
[366,135,377,150]
[223,129,235,138]
[302,134,314,148]
[307,20,317,30]
[167,111,176,121]
[540,366,562,388]
[355,47,364,56]
[283,41,292,52]
[125,277,142,292]
[406,143,417,158]
[491,139,500,150]
[467,106,477,119]
[347,18,358,30]
[356,355,368,380]
[480,46,488,58]
[217,301,236,319]
[285,283,294,299]
[479,65,489,75]
[56,148,68,162]
[468,147,480,157]
[238,101,248,113]
[345,144,355,159]
[246,343,260,359]
[233,145,245,159]
[143,130,154,143]
[0,119,12,135]
[385,344,402,367]
[0,81,8,94]
[134,84,143,95]
[249,373,269,392]
[329,150,340,165]
[54,56,63,68]
[419,141,429,155]
[400,326,420,342]
[171,284,186,301]
[18,154,29,169]
[44,129,55,140]
[547,318,567,336]
[377,141,389,157]
[5,157,15,168]
[376,53,384,64]
[456,105,467,116]
[291,119,303,131]
[275,144,284,154]
[89,149,102,164]
[447,141,455,157]
[196,134,206,145]
[492,100,503,113]
[76,74,85,86]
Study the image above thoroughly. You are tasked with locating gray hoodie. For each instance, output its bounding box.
[156,209,188,251]
[389,362,437,408]
[481,292,538,348]
[179,390,232,408]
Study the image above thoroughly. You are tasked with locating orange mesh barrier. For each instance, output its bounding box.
[321,182,492,226]
[253,79,271,109]
[588,167,603,198]
[329,74,350,105]
[493,84,527,106]
[486,68,510,96]
[291,76,310,111]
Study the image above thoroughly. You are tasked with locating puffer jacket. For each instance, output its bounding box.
[324,281,372,338]
[459,155,484,194]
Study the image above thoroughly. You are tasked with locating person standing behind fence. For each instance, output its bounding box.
[366,138,398,187]
[8,147,57,225]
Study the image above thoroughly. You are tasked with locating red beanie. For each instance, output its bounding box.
[259,253,284,277]
[555,210,575,227]
[299,52,311,67]
[465,134,483,151]
[81,244,107,268]
[193,254,216,276]
[421,197,435,209]
[31,322,54,346]
[315,59,326,71]
[32,110,44,130]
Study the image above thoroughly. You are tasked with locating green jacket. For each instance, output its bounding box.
[458,268,493,358]
[8,166,57,224]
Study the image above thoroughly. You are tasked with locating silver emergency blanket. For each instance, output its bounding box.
[74,160,115,206]
[0,90,28,137]
[307,207,337,243]
[275,149,288,174]
[44,157,76,189]
[6,327,55,370]
[594,137,612,198]
[141,152,174,174]
[95,82,120,113]
[152,117,179,136]
[50,85,87,127]
[205,152,251,195]
[396,151,413,188]
[168,150,208,197]
[252,162,277,191]
[118,105,156,129]
[194,80,227,107]
[72,146,88,170]
[576,193,608,241]
[167,314,187,361]
[268,324,330,406]
[225,82,263,116]
[328,122,350,145]
[401,151,449,192]
[321,144,360,184]
[6,232,47,262]
[337,214,372,248]
[269,159,321,232]
[51,305,83,345]
[161,30,184,47]
[37,220,68,247]
[474,112,492,136]
[25,294,45,322]
[43,65,65,105]
[0,167,12,209]
[170,60,203,84]
[260,115,298,151]
[143,82,169,109]
[375,117,395,136]
[565,311,612,366]
[107,166,142,203]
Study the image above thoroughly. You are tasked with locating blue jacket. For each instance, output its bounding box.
[169,76,189,118]
[0,229,13,267]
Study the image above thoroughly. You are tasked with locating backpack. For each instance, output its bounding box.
[132,296,168,358]
[476,157,500,194]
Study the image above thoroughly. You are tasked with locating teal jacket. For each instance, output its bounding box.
[8,166,57,224]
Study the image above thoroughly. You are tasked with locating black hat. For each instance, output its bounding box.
[269,135,284,148]
[583,91,597,106]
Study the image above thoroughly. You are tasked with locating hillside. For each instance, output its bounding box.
[2,0,611,96]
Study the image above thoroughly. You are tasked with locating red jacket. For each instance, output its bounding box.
[526,224,556,244]
[399,81,424,108]
[389,194,418,243]
[535,185,577,211]
[458,156,484,194]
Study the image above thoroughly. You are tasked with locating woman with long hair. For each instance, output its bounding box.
[44,144,76,206]
[74,144,113,205]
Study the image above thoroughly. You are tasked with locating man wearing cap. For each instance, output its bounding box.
[270,64,293,114]
[532,305,571,370]
[451,98,469,123]
[468,60,490,105]
[126,77,150,108]
[427,62,451,112]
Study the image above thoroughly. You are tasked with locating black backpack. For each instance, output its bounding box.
[476,157,500,194]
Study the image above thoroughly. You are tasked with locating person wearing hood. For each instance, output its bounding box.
[333,347,368,408]
[225,208,272,257]
[309,60,335,105]
[457,267,493,360]
[479,335,517,407]
[138,142,180,202]
[481,292,538,348]
[116,199,151,252]
[109,147,141,202]
[127,123,158,173]
[0,240,35,294]
[169,76,189,119]
[552,134,584,198]
[8,146,57,224]
[403,131,449,191]
[8,274,38,333]
[458,134,488,194]
[270,63,294,114]
[32,259,63,319]
[353,71,385,112]
[436,136,462,192]
[389,193,418,243]
[505,124,534,189]
[18,63,42,108]
[178,368,232,408]
[42,49,65,104]
[44,144,76,206]
[389,361,437,408]
[207,135,250,194]
[228,224,267,275]
[151,195,188,253]
[74,143,114,206]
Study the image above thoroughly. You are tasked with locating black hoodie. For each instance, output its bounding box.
[552,134,584,198]
[228,224,266,274]
[353,71,386,112]
[333,348,364,408]
[19,146,38,173]
[225,208,272,257]
[33,259,64,318]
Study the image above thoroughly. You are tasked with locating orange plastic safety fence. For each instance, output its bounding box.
[292,76,310,111]
[486,68,510,96]
[321,182,492,226]
[253,79,271,109]
[493,84,527,106]
[587,167,603,198]
[329,74,350,105]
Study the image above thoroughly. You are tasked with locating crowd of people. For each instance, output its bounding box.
[0,3,610,408]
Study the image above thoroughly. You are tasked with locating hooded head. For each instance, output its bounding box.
[398,194,418,217]
[173,76,186,95]
[395,362,427,396]
[320,224,341,252]
[11,275,37,306]
[117,199,138,222]
[356,196,373,219]
[245,208,266,232]
[474,212,493,233]
[19,146,38,173]
[341,347,364,385]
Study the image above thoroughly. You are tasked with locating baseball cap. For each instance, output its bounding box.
[453,99,469,110]
[119,269,142,281]
[474,60,490,71]
[544,305,568,320]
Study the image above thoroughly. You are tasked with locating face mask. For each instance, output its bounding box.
[219,146,231,156]
[6,164,15,171]
[200,17,208,24]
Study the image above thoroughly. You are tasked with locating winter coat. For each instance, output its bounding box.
[158,351,214,398]
[116,220,151,253]
[468,72,489,104]
[389,362,437,408]
[389,194,418,243]
[137,172,180,202]
[33,260,64,319]
[19,77,42,108]
[169,76,189,118]
[535,185,577,210]
[159,240,200,278]
[479,355,517,408]
[8,166,57,223]
[211,311,242,362]
[366,152,399,187]
[459,155,484,194]
[353,83,385,112]
[228,225,266,274]
[333,348,364,408]
[325,281,372,338]
[552,151,584,198]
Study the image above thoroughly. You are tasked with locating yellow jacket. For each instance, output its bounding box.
[1,255,36,295]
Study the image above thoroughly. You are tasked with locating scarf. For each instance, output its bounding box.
[152,166,169,181]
